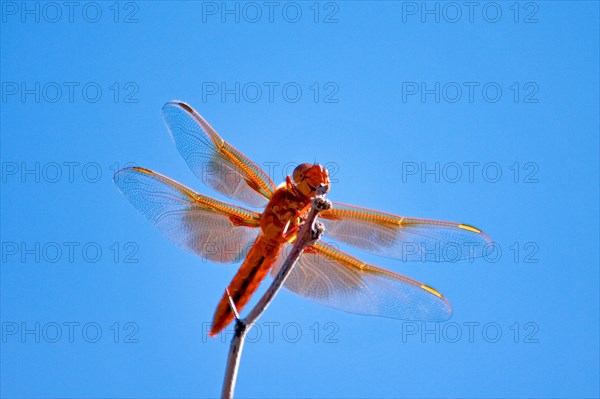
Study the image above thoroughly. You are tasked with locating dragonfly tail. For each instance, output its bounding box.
[209,235,282,336]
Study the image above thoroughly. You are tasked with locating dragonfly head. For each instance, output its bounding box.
[293,163,330,198]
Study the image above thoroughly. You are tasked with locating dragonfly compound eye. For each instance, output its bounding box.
[293,163,313,184]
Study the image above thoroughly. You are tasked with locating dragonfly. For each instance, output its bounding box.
[114,101,492,336]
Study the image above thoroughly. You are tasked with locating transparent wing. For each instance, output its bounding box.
[114,167,261,263]
[162,101,275,208]
[320,202,493,262]
[271,241,451,321]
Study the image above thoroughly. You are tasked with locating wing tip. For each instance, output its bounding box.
[161,100,223,147]
[420,283,453,320]
[420,283,444,298]
[113,166,151,180]
[162,100,197,123]
[458,223,481,233]
[162,100,201,122]
[458,223,493,245]
[113,167,157,196]
[162,99,188,110]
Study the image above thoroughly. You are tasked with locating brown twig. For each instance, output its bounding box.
[220,192,332,399]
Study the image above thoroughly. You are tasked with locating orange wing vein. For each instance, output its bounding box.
[114,167,261,263]
[271,241,452,321]
[162,101,275,207]
[320,202,493,262]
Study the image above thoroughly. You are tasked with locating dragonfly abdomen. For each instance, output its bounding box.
[209,235,282,336]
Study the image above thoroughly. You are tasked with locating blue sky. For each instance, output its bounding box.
[1,1,598,398]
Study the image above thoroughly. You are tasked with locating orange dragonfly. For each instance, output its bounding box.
[114,101,492,336]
